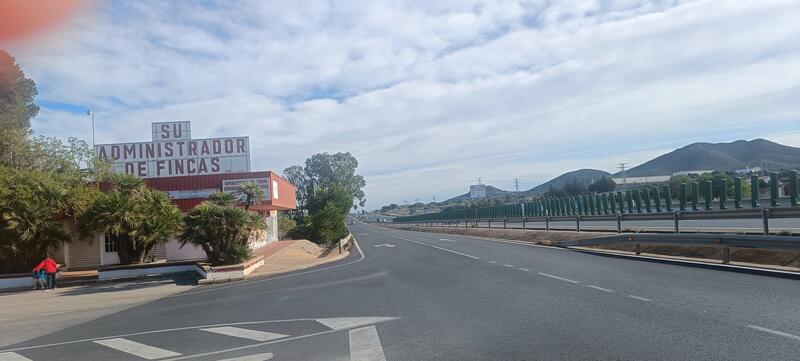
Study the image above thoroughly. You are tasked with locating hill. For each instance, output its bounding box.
[442,185,510,203]
[623,139,800,176]
[526,169,611,195]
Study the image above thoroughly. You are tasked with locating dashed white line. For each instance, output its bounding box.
[503,264,514,268]
[438,238,456,242]
[488,261,498,264]
[201,326,288,342]
[748,325,800,342]
[217,353,274,361]
[587,285,614,293]
[517,268,530,271]
[390,235,480,259]
[94,338,181,360]
[627,295,652,302]
[537,272,579,284]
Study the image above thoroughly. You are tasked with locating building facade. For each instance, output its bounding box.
[56,121,296,270]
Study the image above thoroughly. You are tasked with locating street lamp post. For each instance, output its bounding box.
[86,109,95,148]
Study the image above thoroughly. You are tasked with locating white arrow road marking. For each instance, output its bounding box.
[0,352,33,361]
[201,327,288,342]
[316,317,397,331]
[349,326,386,361]
[216,353,274,361]
[373,243,396,248]
[94,338,181,359]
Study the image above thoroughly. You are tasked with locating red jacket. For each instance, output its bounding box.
[33,258,58,273]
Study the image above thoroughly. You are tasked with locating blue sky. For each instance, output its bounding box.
[7,0,800,209]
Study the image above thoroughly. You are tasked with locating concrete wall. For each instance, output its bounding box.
[165,239,207,261]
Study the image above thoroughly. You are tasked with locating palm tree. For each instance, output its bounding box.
[238,183,264,211]
[207,191,238,207]
[181,198,266,265]
[79,174,182,264]
[2,198,70,267]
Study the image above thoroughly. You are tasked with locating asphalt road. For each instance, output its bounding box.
[2,221,800,360]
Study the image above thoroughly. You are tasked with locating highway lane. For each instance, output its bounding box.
[2,220,799,360]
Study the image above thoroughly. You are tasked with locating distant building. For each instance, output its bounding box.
[469,184,486,199]
[735,166,761,174]
[611,175,671,187]
[672,170,714,176]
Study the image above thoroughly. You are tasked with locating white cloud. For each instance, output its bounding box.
[6,0,800,208]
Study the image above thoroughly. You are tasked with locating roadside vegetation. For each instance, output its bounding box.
[181,190,267,266]
[0,50,108,273]
[79,174,183,264]
[284,152,365,245]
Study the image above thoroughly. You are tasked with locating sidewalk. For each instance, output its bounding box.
[0,275,194,348]
[249,239,350,277]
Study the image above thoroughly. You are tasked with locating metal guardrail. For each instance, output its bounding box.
[557,233,800,263]
[394,206,800,235]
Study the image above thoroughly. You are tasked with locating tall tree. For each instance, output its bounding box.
[285,152,366,211]
[0,50,39,167]
[587,177,616,193]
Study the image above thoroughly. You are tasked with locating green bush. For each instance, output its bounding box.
[180,193,265,266]
[277,214,297,240]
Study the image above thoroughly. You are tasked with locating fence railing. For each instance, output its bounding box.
[393,171,800,235]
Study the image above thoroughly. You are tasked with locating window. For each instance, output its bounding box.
[104,234,116,253]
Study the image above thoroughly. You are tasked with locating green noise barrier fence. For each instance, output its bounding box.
[392,172,800,235]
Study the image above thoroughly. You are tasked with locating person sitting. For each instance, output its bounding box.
[32,255,59,290]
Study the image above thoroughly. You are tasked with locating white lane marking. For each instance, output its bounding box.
[537,272,579,284]
[349,326,387,361]
[503,264,514,268]
[316,317,397,331]
[488,261,498,264]
[201,327,288,342]
[217,353,274,361]
[94,338,181,359]
[628,295,652,302]
[0,352,33,361]
[438,238,456,242]
[373,243,396,248]
[748,325,800,342]
[517,268,530,271]
[390,234,480,259]
[161,318,399,361]
[587,285,614,293]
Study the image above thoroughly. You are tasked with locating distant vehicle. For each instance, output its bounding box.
[349,220,355,225]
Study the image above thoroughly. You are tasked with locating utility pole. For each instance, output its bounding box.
[618,163,628,186]
[514,178,520,201]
